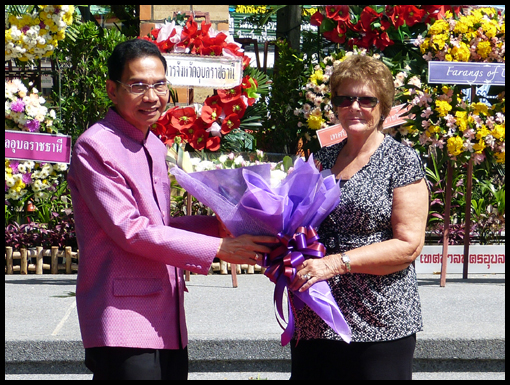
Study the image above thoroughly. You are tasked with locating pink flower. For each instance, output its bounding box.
[10,98,25,113]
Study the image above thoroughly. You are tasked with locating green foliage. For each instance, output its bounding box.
[257,40,311,154]
[51,21,127,143]
[426,150,505,244]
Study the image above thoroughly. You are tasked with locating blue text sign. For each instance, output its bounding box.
[428,61,505,85]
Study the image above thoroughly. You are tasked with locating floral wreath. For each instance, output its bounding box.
[299,5,505,165]
[5,5,75,62]
[141,15,263,152]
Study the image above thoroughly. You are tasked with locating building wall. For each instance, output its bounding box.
[139,5,230,104]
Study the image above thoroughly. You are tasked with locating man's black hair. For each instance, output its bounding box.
[107,39,167,82]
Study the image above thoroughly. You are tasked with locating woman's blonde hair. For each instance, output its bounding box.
[330,55,394,129]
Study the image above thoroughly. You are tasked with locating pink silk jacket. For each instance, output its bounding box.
[68,109,221,350]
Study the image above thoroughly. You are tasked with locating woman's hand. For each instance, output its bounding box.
[289,255,344,292]
[216,235,280,265]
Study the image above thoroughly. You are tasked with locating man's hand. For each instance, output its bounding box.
[217,235,280,265]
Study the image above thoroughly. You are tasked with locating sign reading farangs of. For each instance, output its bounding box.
[428,61,505,85]
[163,54,243,89]
[5,130,72,164]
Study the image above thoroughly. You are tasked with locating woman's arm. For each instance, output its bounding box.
[292,178,430,291]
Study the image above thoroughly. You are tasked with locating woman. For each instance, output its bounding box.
[289,55,430,380]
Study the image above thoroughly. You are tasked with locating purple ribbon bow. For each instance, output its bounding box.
[261,226,352,346]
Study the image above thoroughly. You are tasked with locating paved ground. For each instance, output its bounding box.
[5,273,505,380]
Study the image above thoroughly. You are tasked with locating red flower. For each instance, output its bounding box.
[217,85,243,103]
[310,11,324,27]
[323,22,348,44]
[422,5,461,25]
[187,128,220,151]
[223,98,246,118]
[326,5,350,22]
[221,114,241,135]
[200,45,223,56]
[201,101,223,124]
[358,6,381,32]
[374,31,394,51]
[169,107,196,130]
[150,122,166,137]
[401,5,426,27]
[206,135,221,151]
[386,5,405,28]
[241,75,257,90]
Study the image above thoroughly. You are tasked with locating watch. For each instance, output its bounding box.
[341,253,351,273]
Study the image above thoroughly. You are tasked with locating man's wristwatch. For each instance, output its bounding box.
[340,253,351,273]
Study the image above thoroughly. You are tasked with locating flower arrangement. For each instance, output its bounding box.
[5,159,68,202]
[390,84,505,164]
[5,79,57,133]
[142,14,266,152]
[310,5,464,51]
[5,5,75,62]
[417,7,505,62]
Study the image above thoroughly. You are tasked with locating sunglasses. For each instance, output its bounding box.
[331,95,379,108]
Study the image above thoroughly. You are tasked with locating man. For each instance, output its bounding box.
[68,39,276,380]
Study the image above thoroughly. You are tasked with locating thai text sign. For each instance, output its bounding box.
[428,61,505,85]
[415,245,505,274]
[317,124,347,148]
[163,54,243,89]
[317,105,412,147]
[5,130,72,164]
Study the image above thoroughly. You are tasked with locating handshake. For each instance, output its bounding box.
[216,232,280,266]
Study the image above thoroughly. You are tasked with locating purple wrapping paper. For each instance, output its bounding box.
[170,155,352,344]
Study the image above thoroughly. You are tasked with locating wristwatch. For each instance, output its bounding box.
[340,253,351,273]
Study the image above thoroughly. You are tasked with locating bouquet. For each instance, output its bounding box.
[171,155,352,345]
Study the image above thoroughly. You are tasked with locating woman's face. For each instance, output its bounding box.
[334,80,382,136]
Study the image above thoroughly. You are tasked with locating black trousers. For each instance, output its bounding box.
[85,346,188,380]
[290,334,416,380]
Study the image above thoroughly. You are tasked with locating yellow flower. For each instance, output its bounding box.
[494,152,505,163]
[455,110,468,131]
[491,124,505,140]
[309,69,324,85]
[447,136,464,156]
[472,138,486,154]
[435,100,452,117]
[429,19,449,36]
[420,38,431,54]
[471,102,489,116]
[451,43,470,62]
[307,114,325,130]
[453,20,469,34]
[475,125,491,140]
[431,34,448,50]
[476,41,492,59]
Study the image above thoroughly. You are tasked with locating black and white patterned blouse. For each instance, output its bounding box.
[292,134,425,342]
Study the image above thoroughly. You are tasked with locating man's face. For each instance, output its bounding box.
[106,56,168,135]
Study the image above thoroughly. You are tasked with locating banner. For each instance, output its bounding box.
[428,61,505,85]
[415,245,505,274]
[5,130,72,164]
[163,54,243,89]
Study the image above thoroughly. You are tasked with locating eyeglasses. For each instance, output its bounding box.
[331,95,379,109]
[117,81,169,95]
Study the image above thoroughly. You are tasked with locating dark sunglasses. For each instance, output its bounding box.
[332,95,379,108]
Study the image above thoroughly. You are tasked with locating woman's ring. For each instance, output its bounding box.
[303,273,311,280]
